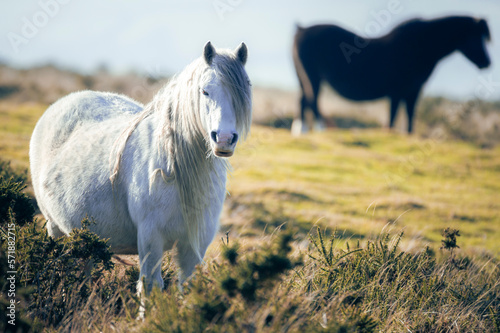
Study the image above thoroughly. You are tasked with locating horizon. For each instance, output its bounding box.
[1,0,499,101]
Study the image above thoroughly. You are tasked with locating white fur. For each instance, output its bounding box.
[29,42,252,296]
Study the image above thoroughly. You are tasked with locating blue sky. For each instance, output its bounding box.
[1,0,499,100]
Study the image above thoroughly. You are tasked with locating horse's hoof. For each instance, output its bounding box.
[314,120,326,132]
[291,119,308,136]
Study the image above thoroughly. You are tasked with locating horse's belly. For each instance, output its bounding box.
[106,238,138,255]
[37,120,138,238]
[324,71,387,101]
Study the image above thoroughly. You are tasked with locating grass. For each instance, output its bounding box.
[1,101,499,253]
[0,99,499,331]
[0,102,46,170]
[226,126,500,256]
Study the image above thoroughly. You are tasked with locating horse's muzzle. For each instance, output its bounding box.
[213,149,234,157]
[479,59,491,69]
[210,130,238,157]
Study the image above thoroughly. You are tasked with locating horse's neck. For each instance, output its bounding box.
[422,20,465,64]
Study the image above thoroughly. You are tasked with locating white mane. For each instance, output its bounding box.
[110,50,252,259]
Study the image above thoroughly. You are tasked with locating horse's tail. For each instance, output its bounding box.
[292,26,314,103]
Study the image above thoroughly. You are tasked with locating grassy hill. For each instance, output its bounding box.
[0,98,498,255]
[0,65,499,331]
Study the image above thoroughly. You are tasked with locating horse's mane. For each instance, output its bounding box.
[390,16,490,41]
[111,49,252,260]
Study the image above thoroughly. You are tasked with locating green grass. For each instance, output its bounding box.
[226,126,500,256]
[0,102,46,170]
[1,101,499,255]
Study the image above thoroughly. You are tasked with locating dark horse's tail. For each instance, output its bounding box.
[293,24,315,104]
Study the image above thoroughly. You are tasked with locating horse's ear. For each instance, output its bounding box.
[477,18,490,41]
[204,41,216,65]
[235,42,248,65]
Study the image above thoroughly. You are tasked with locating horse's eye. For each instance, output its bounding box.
[201,89,209,96]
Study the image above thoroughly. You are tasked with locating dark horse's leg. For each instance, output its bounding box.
[292,57,323,135]
[303,77,326,132]
[299,82,308,123]
[404,91,420,133]
[292,86,310,136]
[389,97,401,129]
[309,82,326,132]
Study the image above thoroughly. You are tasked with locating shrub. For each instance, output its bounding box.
[305,228,500,332]
[138,226,500,332]
[0,170,136,330]
[0,166,36,332]
[144,232,302,332]
[16,217,115,325]
[0,180,34,228]
[0,158,33,227]
[0,159,27,185]
[0,214,33,332]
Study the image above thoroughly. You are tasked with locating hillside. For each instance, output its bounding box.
[0,65,499,331]
[0,64,499,255]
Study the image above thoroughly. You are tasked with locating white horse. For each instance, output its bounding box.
[29,42,252,295]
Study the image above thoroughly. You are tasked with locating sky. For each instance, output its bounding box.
[1,0,499,100]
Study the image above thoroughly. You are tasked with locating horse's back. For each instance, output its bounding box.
[294,24,393,100]
[294,22,432,100]
[294,24,357,63]
[31,91,141,173]
[33,91,142,149]
[30,91,144,238]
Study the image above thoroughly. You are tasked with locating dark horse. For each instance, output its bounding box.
[292,16,491,135]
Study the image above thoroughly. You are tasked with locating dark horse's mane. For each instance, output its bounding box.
[292,16,491,134]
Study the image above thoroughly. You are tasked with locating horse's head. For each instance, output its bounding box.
[458,18,491,69]
[198,41,252,158]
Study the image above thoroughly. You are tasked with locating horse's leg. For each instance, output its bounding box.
[404,92,419,134]
[291,88,309,136]
[389,97,401,129]
[46,219,65,238]
[136,225,164,319]
[175,242,203,285]
[309,78,326,132]
[292,63,322,135]
[311,101,326,132]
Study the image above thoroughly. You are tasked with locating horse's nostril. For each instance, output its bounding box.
[231,133,239,145]
[210,131,218,143]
